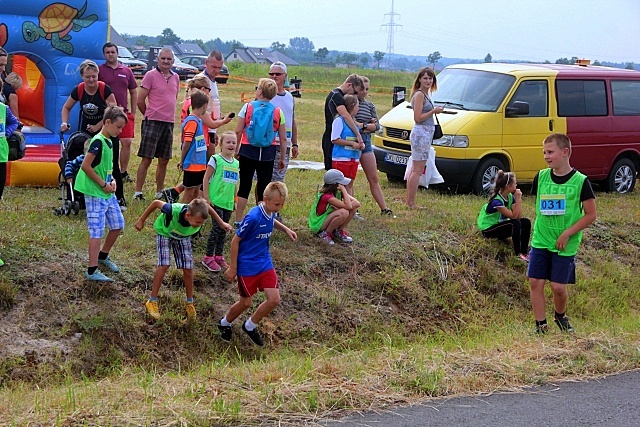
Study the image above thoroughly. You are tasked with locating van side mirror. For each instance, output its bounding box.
[506,101,530,117]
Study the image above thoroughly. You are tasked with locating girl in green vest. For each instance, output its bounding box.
[477,170,531,262]
[75,106,127,282]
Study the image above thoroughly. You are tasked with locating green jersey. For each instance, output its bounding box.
[531,168,586,256]
[153,203,200,240]
[207,154,239,211]
[477,193,514,231]
[74,134,113,199]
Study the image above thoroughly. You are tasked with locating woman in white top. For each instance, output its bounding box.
[406,67,443,210]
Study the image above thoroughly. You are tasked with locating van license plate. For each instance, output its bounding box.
[385,153,408,165]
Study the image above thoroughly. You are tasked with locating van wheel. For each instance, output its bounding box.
[472,158,505,196]
[607,158,636,194]
[387,173,405,183]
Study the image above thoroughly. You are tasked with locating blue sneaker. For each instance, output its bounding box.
[99,257,120,273]
[84,269,114,282]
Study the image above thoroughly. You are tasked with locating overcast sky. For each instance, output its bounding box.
[109,0,640,64]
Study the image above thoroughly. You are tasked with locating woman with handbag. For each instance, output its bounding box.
[406,67,443,210]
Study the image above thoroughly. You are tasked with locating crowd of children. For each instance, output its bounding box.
[2,67,598,345]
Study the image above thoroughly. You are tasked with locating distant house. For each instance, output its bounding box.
[109,26,128,47]
[225,47,299,66]
[172,43,206,57]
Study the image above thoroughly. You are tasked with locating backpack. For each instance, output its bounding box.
[77,81,106,101]
[245,100,276,148]
[8,131,26,161]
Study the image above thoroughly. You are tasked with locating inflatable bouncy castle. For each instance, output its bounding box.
[1,0,109,186]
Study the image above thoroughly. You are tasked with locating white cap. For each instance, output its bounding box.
[270,61,287,74]
[324,169,351,185]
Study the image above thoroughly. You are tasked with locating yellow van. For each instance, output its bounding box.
[373,63,640,194]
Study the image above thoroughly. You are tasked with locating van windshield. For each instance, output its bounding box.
[434,69,515,112]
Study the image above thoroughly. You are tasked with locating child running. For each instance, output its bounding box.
[477,170,531,261]
[74,106,127,282]
[218,182,297,346]
[135,198,232,322]
[202,131,239,272]
[308,169,360,245]
[331,94,364,197]
[528,133,597,334]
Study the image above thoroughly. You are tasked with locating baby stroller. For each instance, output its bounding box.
[55,131,90,216]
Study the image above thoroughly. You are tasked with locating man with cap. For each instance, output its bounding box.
[266,61,298,222]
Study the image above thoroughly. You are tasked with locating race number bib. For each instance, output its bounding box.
[194,135,206,152]
[540,194,566,215]
[222,166,239,184]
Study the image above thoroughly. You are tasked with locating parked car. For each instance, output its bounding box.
[131,50,199,80]
[117,46,146,76]
[373,62,640,195]
[180,55,230,84]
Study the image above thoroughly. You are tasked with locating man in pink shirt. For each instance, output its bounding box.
[99,42,138,186]
[133,47,180,201]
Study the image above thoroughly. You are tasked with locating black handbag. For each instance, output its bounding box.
[433,115,443,140]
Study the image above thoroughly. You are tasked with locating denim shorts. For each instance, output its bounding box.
[85,195,125,239]
[527,247,576,284]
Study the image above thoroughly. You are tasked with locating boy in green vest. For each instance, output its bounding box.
[75,106,127,282]
[134,198,232,322]
[528,133,597,334]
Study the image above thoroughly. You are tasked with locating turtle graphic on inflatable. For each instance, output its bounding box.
[22,1,97,55]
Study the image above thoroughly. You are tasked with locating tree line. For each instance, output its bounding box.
[122,28,637,71]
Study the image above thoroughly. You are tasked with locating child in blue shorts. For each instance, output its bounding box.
[528,133,597,334]
[74,106,127,282]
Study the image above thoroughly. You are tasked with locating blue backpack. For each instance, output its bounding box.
[245,100,276,148]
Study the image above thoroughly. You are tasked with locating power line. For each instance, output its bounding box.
[381,0,402,54]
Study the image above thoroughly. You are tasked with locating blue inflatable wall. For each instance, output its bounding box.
[0,0,109,145]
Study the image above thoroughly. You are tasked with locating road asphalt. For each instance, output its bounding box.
[323,369,640,426]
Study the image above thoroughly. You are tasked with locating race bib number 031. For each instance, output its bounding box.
[540,194,566,215]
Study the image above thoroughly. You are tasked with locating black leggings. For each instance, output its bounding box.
[0,162,6,199]
[237,156,274,201]
[206,206,232,256]
[482,218,532,256]
[111,136,124,201]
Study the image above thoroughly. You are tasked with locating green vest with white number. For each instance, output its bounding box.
[531,168,586,256]
[74,134,113,199]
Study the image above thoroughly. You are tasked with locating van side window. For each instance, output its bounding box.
[611,81,640,116]
[507,80,548,116]
[557,80,607,116]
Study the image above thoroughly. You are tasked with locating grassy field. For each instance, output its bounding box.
[0,66,639,426]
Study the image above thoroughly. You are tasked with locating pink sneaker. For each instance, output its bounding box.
[214,255,229,269]
[202,255,221,272]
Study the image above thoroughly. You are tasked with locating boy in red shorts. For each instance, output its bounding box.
[218,182,297,346]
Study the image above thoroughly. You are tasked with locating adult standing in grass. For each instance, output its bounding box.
[528,133,597,334]
[355,76,395,218]
[322,74,365,171]
[99,42,138,187]
[265,61,298,222]
[406,67,443,210]
[133,47,179,201]
[197,50,233,150]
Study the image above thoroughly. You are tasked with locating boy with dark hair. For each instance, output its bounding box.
[179,89,210,204]
[135,198,232,322]
[528,133,597,334]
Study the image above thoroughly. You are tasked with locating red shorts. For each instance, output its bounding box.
[332,159,359,180]
[120,112,135,139]
[238,268,278,297]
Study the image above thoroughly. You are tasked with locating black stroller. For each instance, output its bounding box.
[55,131,90,216]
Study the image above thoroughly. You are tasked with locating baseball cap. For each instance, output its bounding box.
[324,169,351,185]
[270,61,287,74]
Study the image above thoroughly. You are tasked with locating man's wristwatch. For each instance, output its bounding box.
[361,122,367,130]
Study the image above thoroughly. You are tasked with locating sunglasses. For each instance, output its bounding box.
[269,72,283,76]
